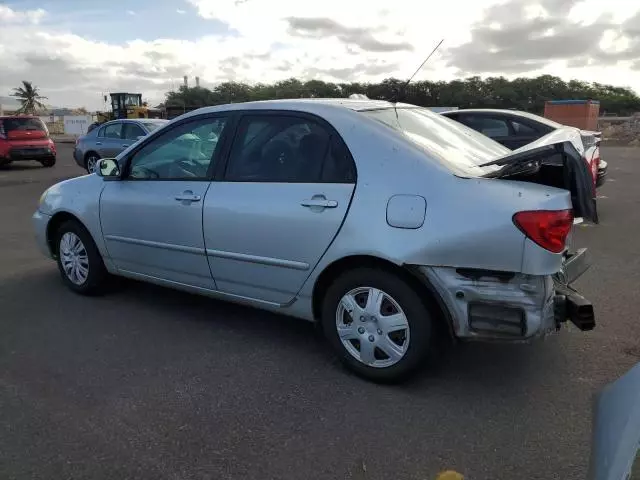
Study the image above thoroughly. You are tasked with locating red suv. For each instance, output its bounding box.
[0,116,57,168]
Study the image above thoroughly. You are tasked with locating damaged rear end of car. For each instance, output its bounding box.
[360,108,596,343]
[433,129,596,340]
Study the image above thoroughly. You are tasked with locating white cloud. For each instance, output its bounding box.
[0,5,46,24]
[127,10,136,16]
[1,1,640,110]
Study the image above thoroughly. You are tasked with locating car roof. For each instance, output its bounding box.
[441,108,563,129]
[181,98,413,119]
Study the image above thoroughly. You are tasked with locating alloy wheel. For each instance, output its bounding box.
[86,156,99,173]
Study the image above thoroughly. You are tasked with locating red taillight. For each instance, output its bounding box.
[513,209,574,253]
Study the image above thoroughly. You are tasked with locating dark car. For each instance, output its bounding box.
[73,119,168,173]
[441,109,607,188]
[0,116,56,168]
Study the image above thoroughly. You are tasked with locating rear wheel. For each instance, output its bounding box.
[55,220,109,295]
[85,152,100,174]
[40,157,56,167]
[321,267,433,383]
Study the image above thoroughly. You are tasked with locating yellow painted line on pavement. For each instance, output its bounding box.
[436,471,464,480]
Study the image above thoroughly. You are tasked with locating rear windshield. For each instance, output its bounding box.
[1,117,48,133]
[140,120,168,132]
[361,107,509,176]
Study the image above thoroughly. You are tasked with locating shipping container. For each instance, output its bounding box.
[543,99,600,131]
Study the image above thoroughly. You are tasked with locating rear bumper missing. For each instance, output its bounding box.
[415,250,594,341]
[553,247,595,331]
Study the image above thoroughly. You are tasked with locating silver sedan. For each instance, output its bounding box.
[73,118,168,173]
[34,99,595,382]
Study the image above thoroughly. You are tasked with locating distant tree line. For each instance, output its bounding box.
[162,75,640,116]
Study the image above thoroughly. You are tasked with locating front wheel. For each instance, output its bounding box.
[55,220,109,295]
[85,153,100,174]
[321,268,433,383]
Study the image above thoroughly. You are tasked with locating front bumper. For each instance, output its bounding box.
[32,210,53,258]
[596,160,608,188]
[416,248,594,341]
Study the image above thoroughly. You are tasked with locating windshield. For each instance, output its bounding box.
[140,120,168,132]
[361,107,508,177]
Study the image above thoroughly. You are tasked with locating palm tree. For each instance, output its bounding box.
[10,81,48,114]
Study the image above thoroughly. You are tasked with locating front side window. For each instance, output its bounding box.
[225,115,354,183]
[127,116,227,180]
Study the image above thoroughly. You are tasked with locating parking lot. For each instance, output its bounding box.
[1,143,639,479]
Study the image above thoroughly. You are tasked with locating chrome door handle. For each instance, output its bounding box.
[95,142,102,145]
[175,191,201,203]
[122,144,129,148]
[301,198,338,208]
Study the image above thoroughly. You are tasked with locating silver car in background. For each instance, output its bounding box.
[73,119,168,173]
[34,99,596,382]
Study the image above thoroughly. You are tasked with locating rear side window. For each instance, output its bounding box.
[225,115,355,183]
[122,123,145,140]
[1,117,47,133]
[100,123,122,139]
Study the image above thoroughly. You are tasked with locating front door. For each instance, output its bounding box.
[100,114,229,289]
[203,112,356,304]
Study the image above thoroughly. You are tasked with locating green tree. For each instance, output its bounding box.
[163,76,640,116]
[10,80,48,114]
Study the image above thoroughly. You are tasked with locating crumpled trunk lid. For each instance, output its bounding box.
[481,127,598,223]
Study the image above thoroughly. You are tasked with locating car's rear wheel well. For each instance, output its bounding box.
[312,255,454,340]
[46,212,86,257]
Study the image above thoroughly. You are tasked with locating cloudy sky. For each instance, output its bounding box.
[1,0,639,110]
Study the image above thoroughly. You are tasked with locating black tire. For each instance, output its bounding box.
[54,219,109,295]
[40,157,56,167]
[321,267,433,383]
[84,152,100,174]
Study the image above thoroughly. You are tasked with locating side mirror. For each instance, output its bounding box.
[96,158,121,179]
[136,135,145,141]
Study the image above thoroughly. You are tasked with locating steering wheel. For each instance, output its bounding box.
[131,165,160,179]
[176,157,206,177]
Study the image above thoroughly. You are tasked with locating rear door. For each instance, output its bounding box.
[203,111,356,304]
[121,122,146,148]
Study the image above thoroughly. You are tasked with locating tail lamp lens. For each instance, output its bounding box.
[513,209,574,253]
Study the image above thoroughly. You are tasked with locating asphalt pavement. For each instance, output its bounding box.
[1,144,639,480]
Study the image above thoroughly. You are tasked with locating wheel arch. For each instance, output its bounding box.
[46,211,90,258]
[311,255,455,340]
